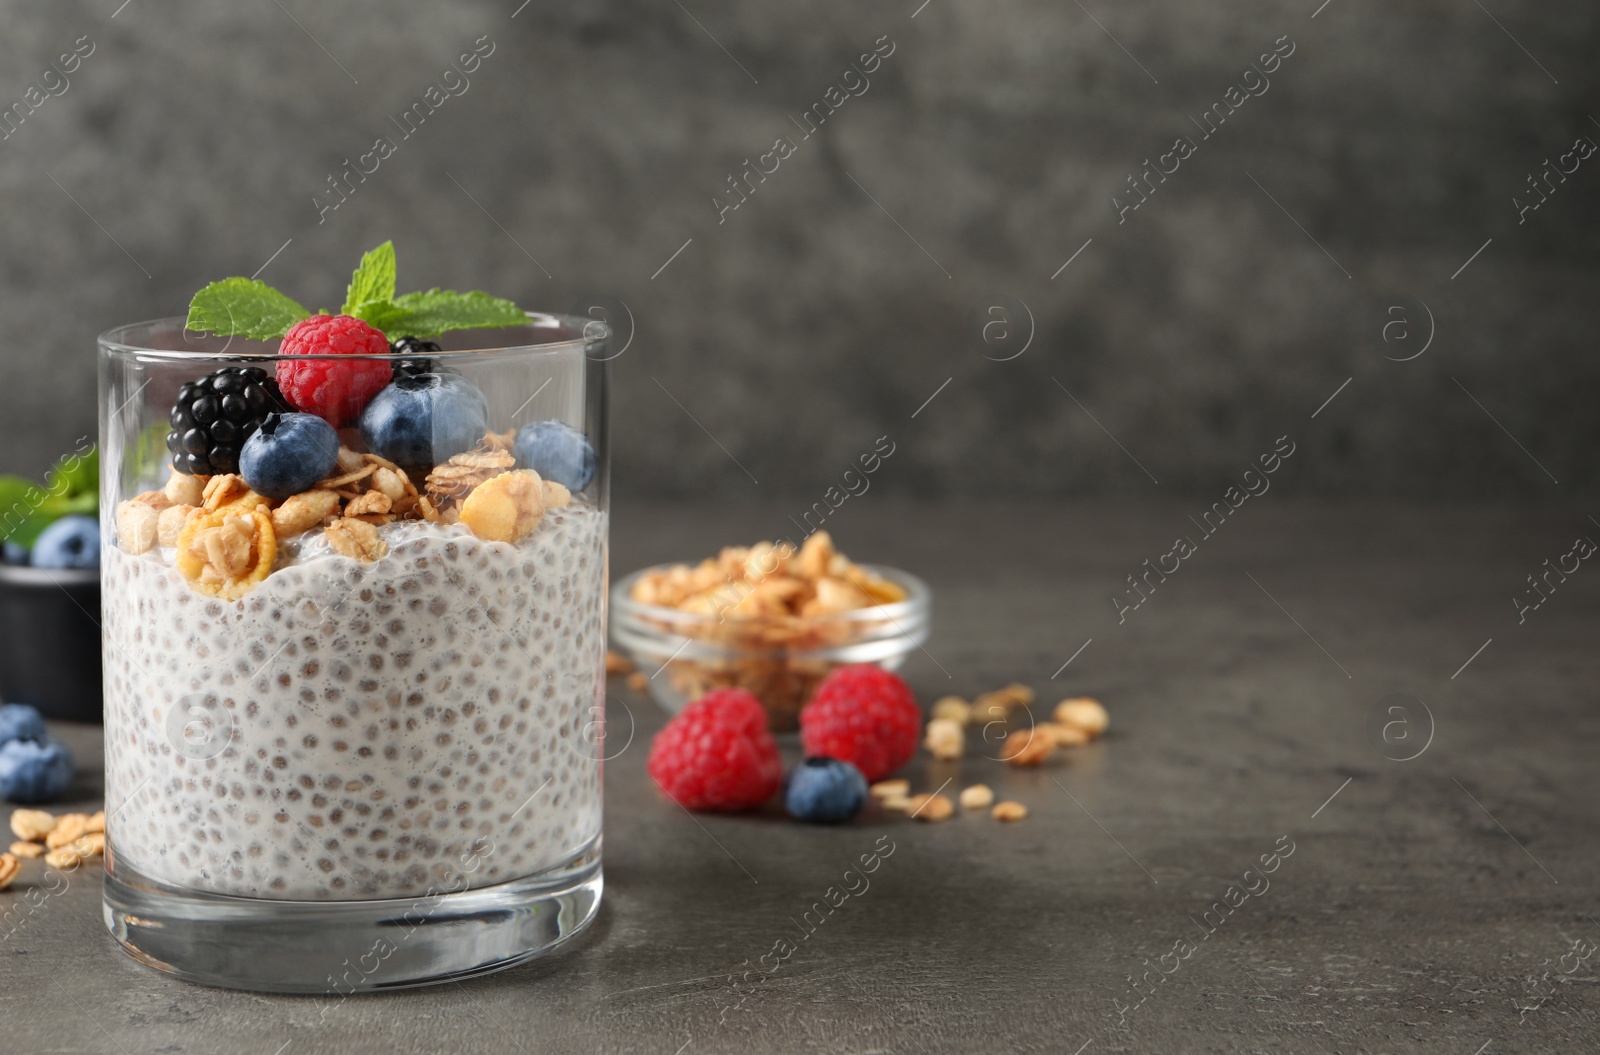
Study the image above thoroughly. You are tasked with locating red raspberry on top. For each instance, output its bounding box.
[799,665,919,783]
[647,688,782,812]
[276,314,392,426]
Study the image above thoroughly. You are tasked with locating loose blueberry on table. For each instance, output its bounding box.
[0,703,75,805]
[786,757,869,823]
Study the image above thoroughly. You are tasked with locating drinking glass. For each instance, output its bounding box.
[98,314,609,992]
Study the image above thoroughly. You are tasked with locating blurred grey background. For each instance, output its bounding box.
[1,0,1596,501]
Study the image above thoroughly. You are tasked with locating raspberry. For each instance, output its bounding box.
[276,314,393,426]
[647,688,781,811]
[799,665,920,783]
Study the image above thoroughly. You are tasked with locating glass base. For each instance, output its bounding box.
[102,837,602,994]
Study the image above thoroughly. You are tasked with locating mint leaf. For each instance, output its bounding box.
[187,278,311,340]
[359,289,526,338]
[0,476,39,542]
[0,476,59,548]
[45,447,96,501]
[341,241,397,316]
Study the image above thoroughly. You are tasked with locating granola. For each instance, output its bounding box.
[1054,697,1109,739]
[959,784,994,810]
[425,446,515,507]
[540,479,572,511]
[992,801,1029,822]
[45,813,89,849]
[923,717,964,761]
[9,809,54,842]
[999,726,1055,767]
[345,491,393,518]
[157,503,198,546]
[459,470,544,543]
[163,471,206,507]
[115,499,159,554]
[623,531,910,728]
[271,489,340,537]
[176,506,278,600]
[201,473,258,512]
[324,517,388,562]
[44,846,82,870]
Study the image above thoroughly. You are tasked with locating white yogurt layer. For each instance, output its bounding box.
[102,502,607,900]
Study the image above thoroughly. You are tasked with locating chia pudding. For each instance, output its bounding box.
[103,501,606,900]
[100,257,612,991]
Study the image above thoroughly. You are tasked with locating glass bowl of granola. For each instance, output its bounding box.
[610,532,930,730]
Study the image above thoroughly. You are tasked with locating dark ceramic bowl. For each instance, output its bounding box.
[0,564,101,723]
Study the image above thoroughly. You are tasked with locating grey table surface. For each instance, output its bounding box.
[3,501,1597,1054]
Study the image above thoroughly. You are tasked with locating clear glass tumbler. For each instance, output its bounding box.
[98,314,609,993]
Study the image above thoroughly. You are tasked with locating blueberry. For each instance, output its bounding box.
[785,757,868,823]
[0,737,74,803]
[2,541,28,565]
[0,703,46,745]
[359,373,489,468]
[239,412,341,500]
[513,420,596,491]
[30,515,99,570]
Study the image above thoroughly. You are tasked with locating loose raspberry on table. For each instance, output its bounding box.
[799,665,920,783]
[276,314,393,426]
[647,688,782,812]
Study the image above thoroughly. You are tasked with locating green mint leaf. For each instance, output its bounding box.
[0,476,58,548]
[187,278,311,340]
[0,476,38,542]
[44,447,97,501]
[359,289,526,338]
[341,241,397,316]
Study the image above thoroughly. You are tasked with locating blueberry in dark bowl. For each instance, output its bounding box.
[29,515,99,570]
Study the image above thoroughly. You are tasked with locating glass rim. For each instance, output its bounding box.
[97,311,609,362]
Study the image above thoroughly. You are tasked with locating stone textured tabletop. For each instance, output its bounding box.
[3,501,1595,1054]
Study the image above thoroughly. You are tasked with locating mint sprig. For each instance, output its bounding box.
[357,289,527,338]
[183,243,527,343]
[186,278,311,341]
[341,240,397,316]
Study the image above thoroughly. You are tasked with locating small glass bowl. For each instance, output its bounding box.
[610,564,931,731]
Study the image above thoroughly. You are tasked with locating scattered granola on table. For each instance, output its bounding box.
[992,801,1029,822]
[921,681,1110,766]
[3,807,107,886]
[923,717,964,761]
[959,784,994,810]
[909,793,954,822]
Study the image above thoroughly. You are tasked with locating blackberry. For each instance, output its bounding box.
[389,335,443,380]
[166,367,289,476]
